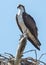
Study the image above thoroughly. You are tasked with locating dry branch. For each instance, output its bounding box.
[15,34,27,65]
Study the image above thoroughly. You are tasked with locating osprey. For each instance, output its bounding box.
[16,4,41,50]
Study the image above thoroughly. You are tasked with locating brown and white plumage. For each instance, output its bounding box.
[16,4,41,50]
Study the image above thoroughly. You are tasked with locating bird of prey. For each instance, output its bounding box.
[16,4,41,50]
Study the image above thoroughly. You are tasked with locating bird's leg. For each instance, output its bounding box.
[23,28,28,38]
[19,34,24,41]
[19,29,28,41]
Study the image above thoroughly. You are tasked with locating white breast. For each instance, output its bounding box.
[17,13,27,33]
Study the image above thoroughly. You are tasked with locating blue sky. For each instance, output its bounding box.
[0,0,46,62]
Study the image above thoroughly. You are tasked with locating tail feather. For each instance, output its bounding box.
[27,31,41,50]
[28,37,41,50]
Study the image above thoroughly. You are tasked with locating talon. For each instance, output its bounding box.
[19,34,24,40]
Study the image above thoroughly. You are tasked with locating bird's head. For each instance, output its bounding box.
[17,4,25,13]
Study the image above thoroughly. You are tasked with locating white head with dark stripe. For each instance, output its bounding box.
[17,4,25,15]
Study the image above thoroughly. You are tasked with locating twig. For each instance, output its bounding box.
[0,55,9,60]
[21,57,46,65]
[4,52,15,58]
[23,49,37,60]
[38,60,46,65]
[21,58,36,65]
[39,53,46,60]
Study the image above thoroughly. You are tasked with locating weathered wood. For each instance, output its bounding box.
[15,35,27,65]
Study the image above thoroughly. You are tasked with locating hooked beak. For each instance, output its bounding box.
[17,5,19,8]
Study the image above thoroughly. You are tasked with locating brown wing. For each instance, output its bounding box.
[22,12,38,38]
[22,12,41,50]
